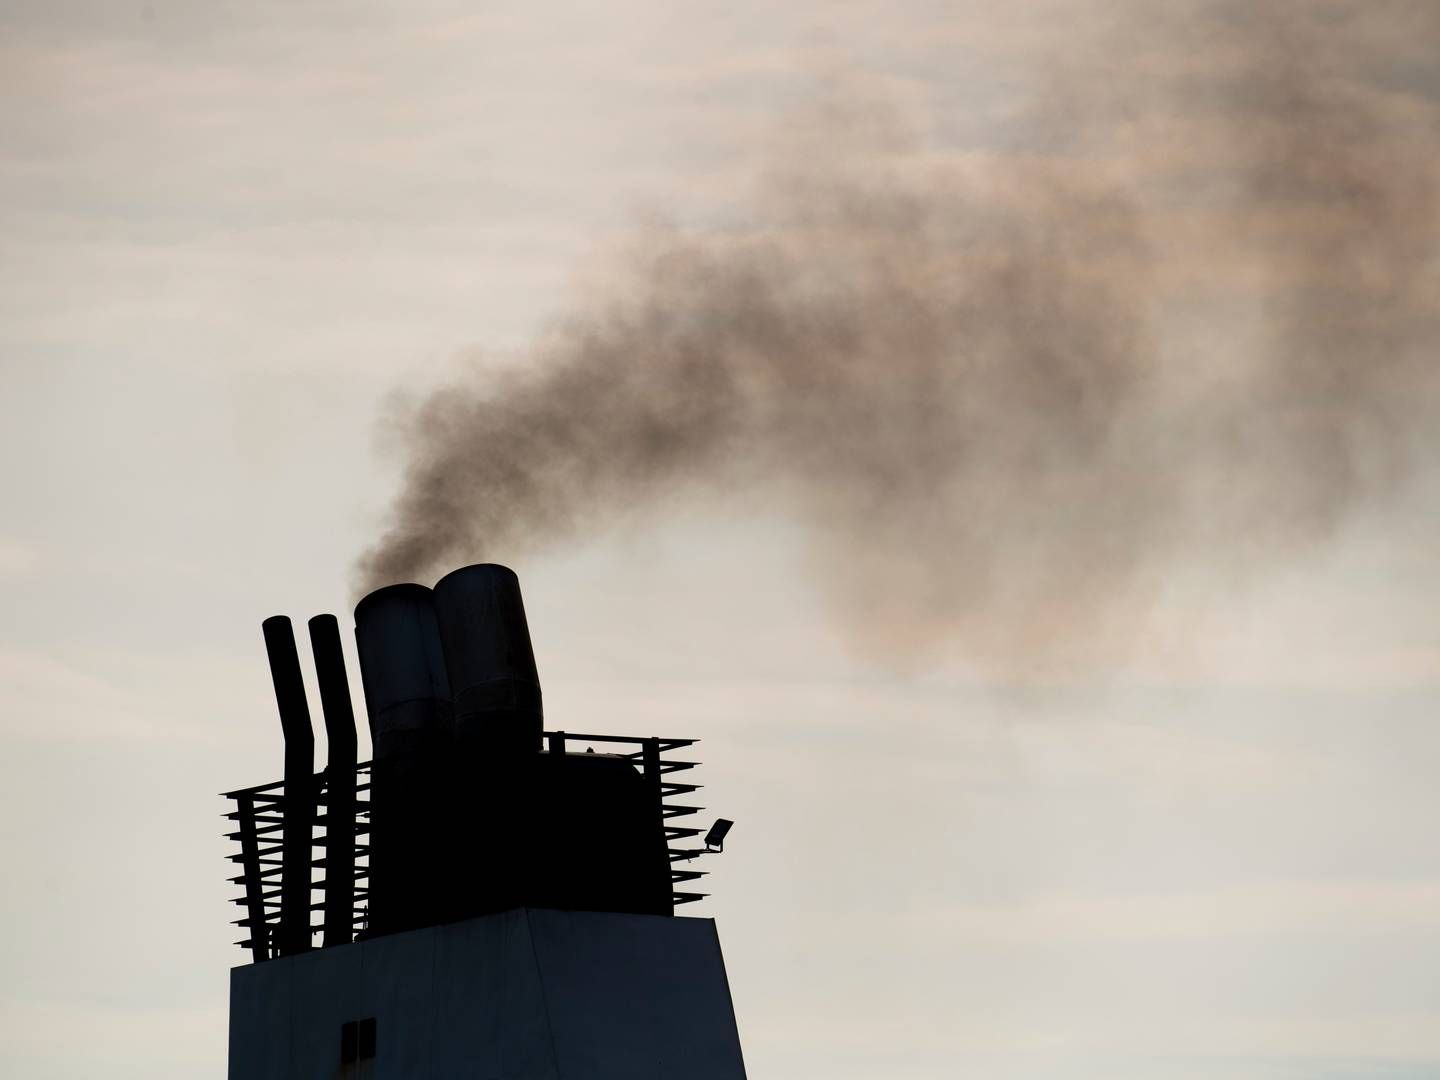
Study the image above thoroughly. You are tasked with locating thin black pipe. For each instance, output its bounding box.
[261,615,315,956]
[308,614,358,949]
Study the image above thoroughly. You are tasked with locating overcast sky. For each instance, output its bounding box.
[3,2,1440,1078]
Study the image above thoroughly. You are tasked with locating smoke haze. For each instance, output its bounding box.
[357,2,1440,664]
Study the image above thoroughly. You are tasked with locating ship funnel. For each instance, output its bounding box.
[432,563,542,757]
[353,583,451,934]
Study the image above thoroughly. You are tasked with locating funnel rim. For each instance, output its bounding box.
[354,581,435,619]
[432,563,519,593]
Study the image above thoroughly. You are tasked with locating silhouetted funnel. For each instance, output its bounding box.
[353,583,452,753]
[432,564,542,756]
[352,583,451,935]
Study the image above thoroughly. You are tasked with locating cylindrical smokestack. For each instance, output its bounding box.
[432,564,542,755]
[353,584,452,752]
[353,584,452,934]
[432,564,542,916]
[308,614,358,949]
[261,615,315,957]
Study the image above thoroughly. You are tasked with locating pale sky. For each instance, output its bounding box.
[3,2,1440,1078]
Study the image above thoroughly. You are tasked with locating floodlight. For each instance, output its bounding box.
[704,818,733,853]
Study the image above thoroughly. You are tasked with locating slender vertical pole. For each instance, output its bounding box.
[309,614,358,948]
[262,616,315,956]
[236,793,270,962]
[642,737,662,796]
[642,737,674,915]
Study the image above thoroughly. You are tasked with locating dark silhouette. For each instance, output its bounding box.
[307,614,358,948]
[225,564,721,960]
[258,616,316,958]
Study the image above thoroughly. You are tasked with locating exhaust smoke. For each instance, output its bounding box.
[356,3,1440,666]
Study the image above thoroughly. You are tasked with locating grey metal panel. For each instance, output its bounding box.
[528,910,747,1080]
[430,909,559,1080]
[229,909,744,1080]
[427,915,503,1079]
[229,957,292,1079]
[288,941,363,1078]
[361,927,438,1078]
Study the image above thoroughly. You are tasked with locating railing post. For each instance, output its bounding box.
[642,737,661,797]
[642,737,674,915]
[236,794,270,963]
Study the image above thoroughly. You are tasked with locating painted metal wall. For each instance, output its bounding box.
[228,908,747,1080]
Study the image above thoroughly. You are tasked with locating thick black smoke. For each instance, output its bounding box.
[357,3,1439,663]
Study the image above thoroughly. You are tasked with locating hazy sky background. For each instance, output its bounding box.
[3,2,1440,1078]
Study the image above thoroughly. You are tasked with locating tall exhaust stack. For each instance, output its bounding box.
[433,563,542,756]
[224,564,747,1079]
[353,583,452,935]
[433,564,542,917]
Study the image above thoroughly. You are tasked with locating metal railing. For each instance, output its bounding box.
[222,732,706,962]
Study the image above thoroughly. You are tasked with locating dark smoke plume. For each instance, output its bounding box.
[357,3,1439,663]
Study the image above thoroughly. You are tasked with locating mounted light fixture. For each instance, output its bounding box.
[704,818,733,854]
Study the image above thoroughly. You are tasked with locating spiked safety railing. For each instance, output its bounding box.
[223,733,706,962]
